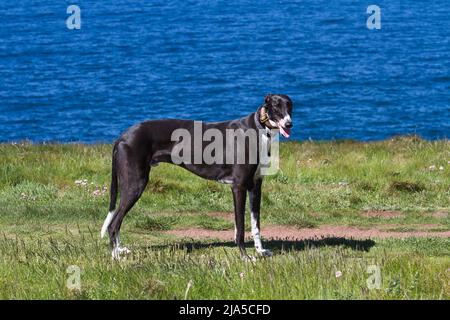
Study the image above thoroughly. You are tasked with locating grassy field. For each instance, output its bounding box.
[0,137,448,299]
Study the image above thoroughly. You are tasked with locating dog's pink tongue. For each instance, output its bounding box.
[279,125,290,138]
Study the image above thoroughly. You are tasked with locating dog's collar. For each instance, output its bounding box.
[259,107,277,129]
[255,107,277,133]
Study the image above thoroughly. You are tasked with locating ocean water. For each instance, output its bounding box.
[0,0,449,143]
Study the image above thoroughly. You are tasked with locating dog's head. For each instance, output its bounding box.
[263,94,293,138]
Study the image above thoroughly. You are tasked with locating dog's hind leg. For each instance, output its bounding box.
[249,179,271,257]
[232,185,249,260]
[107,144,150,260]
[108,176,148,259]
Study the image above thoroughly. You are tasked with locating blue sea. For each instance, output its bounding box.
[0,0,449,142]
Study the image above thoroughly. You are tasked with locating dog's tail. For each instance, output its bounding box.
[108,142,119,213]
[101,142,119,238]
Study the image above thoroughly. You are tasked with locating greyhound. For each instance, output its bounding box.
[100,94,293,259]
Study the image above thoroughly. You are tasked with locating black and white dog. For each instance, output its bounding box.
[100,94,293,259]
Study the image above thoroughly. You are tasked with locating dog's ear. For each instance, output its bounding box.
[264,94,272,105]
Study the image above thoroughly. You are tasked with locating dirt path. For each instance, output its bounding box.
[166,224,450,240]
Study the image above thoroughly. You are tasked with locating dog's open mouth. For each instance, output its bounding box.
[278,124,291,138]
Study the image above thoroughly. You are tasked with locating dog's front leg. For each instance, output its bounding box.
[232,185,249,259]
[249,179,272,257]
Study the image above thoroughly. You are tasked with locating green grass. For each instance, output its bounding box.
[0,137,449,299]
[0,230,448,299]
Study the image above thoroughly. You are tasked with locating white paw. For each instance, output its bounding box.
[257,249,272,257]
[111,246,131,260]
[118,246,131,254]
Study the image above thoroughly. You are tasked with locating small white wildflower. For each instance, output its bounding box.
[335,271,342,278]
[75,179,89,187]
[429,165,436,171]
[439,166,444,171]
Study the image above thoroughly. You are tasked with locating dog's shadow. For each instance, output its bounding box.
[144,237,376,254]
